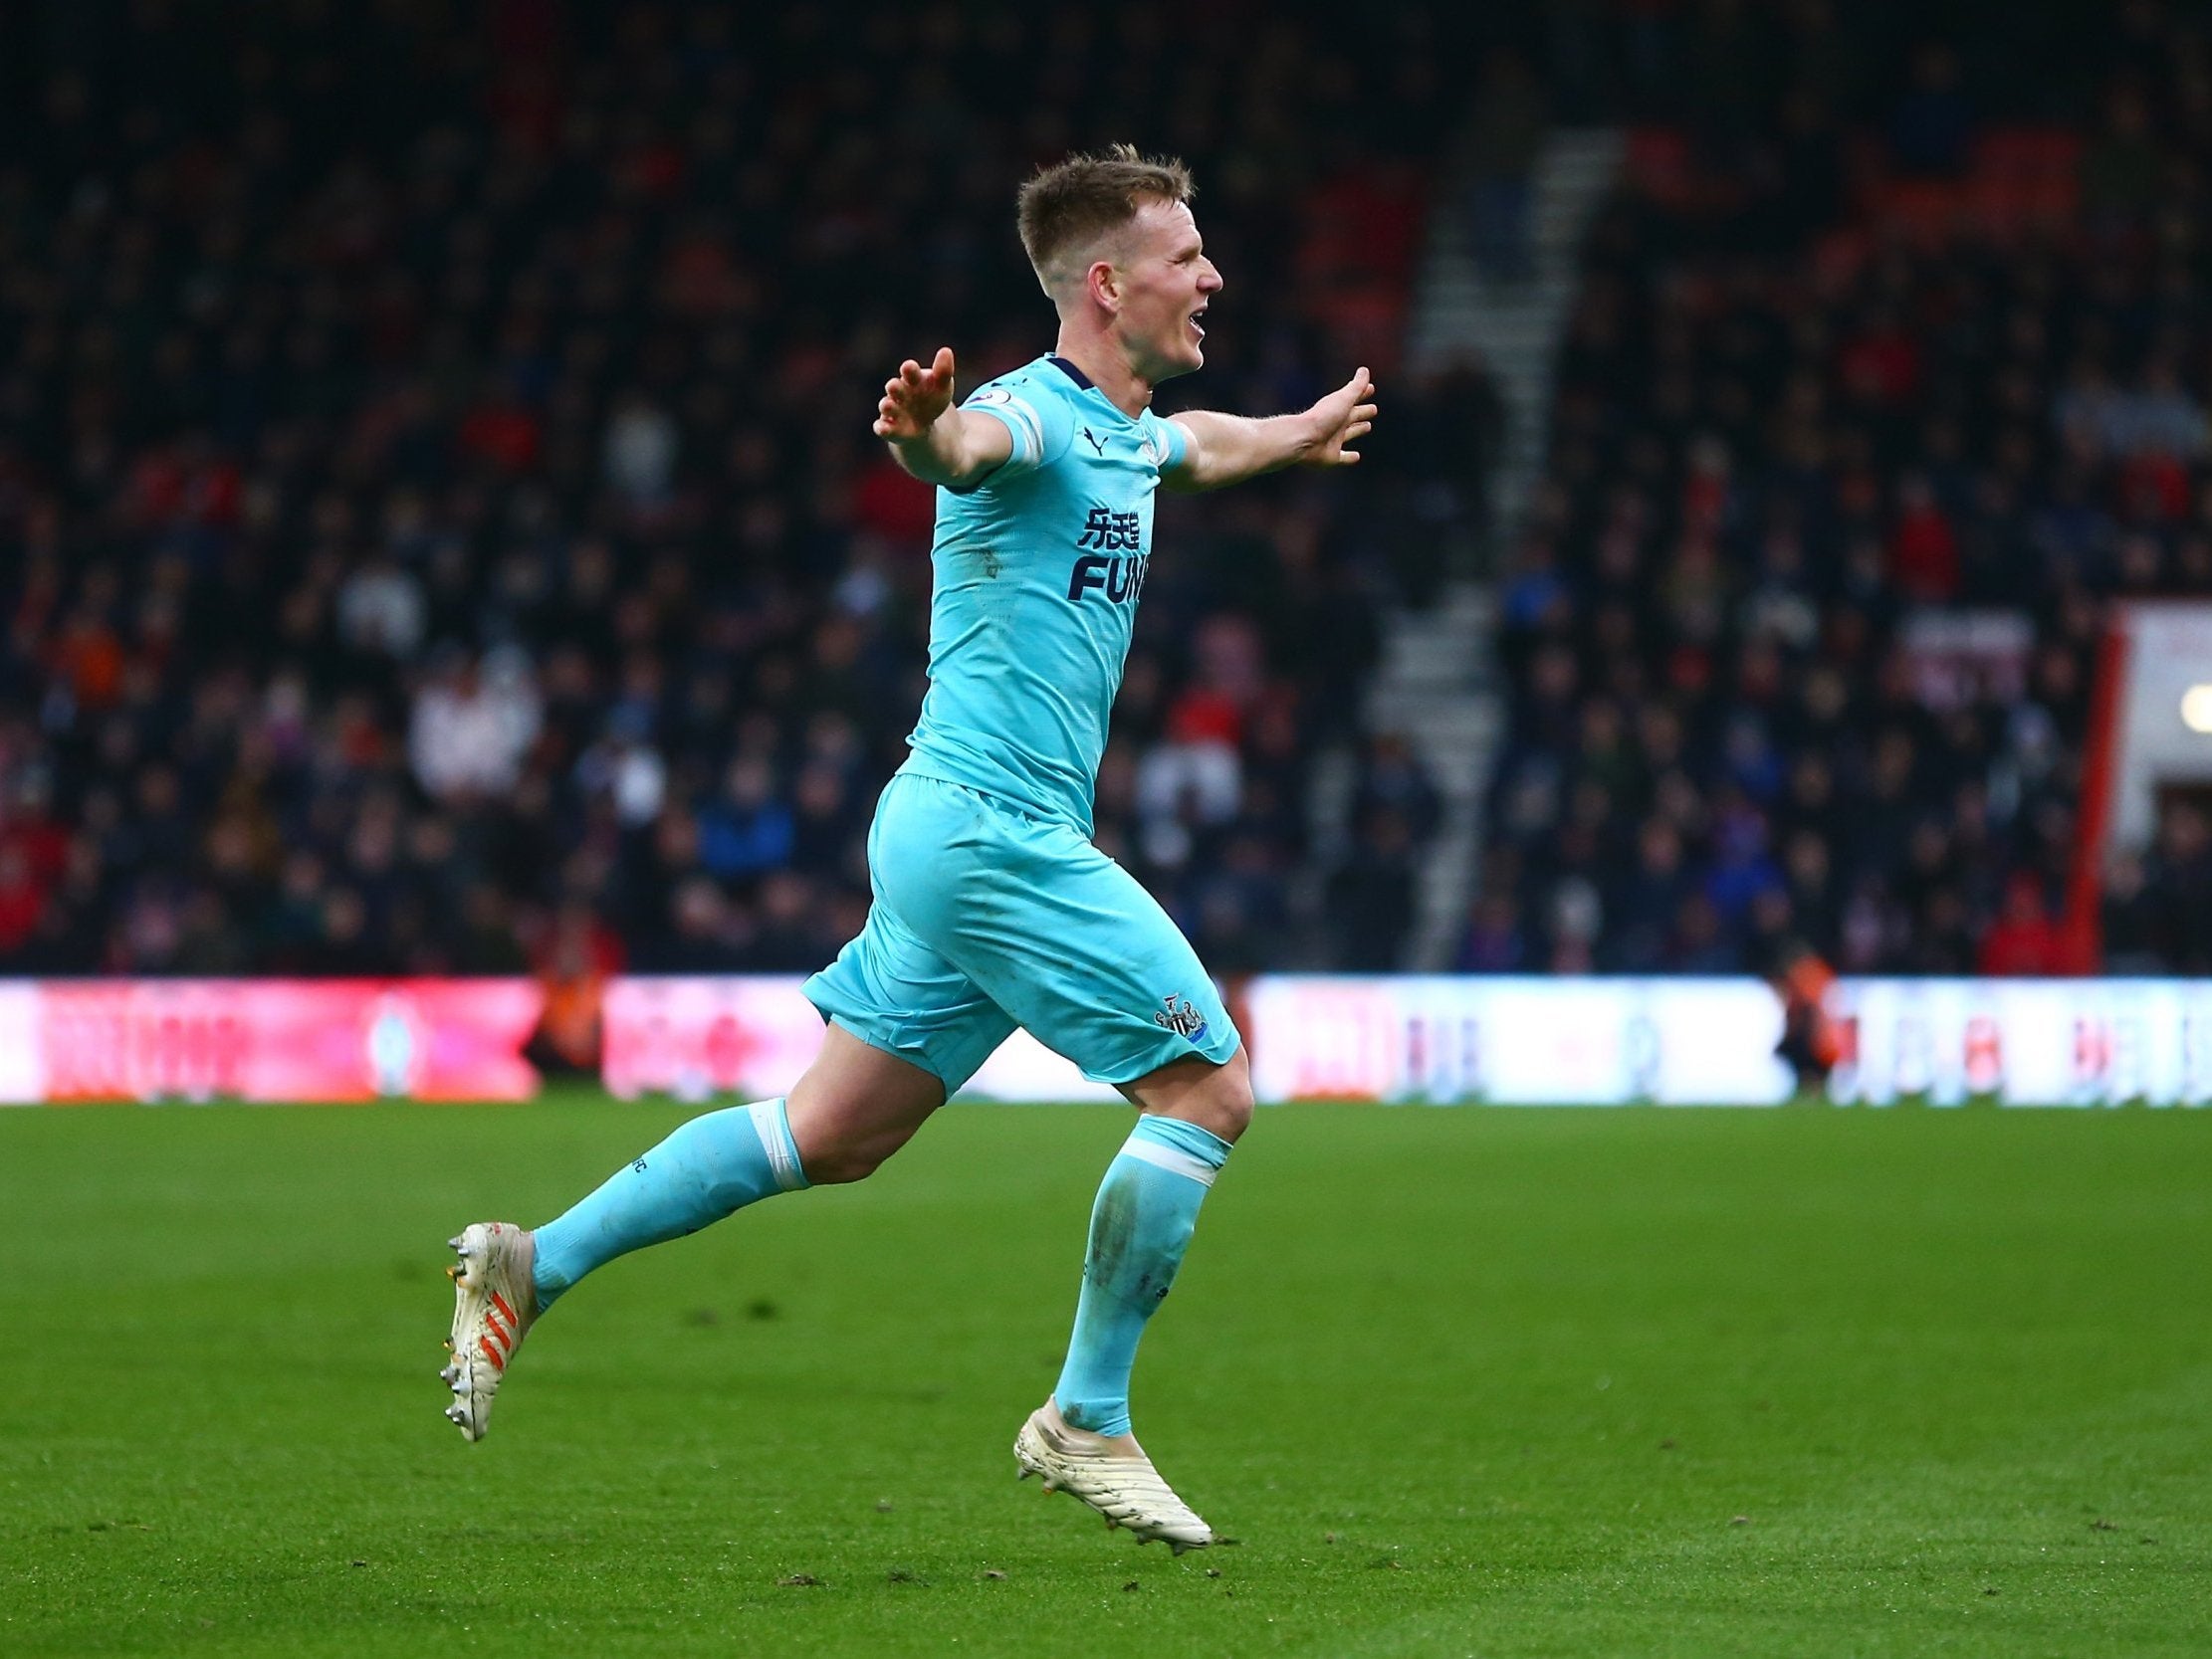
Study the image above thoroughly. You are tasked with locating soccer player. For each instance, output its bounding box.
[444,146,1376,1554]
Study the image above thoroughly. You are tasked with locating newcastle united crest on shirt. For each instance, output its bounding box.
[1154,993,1211,1043]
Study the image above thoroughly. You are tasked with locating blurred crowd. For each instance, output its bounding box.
[1477,0,2212,976]
[0,1,1499,1015]
[12,0,2204,1004]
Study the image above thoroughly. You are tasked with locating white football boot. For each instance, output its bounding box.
[1013,1398,1225,1554]
[441,1222,537,1441]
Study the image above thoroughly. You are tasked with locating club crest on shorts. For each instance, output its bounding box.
[1154,993,1210,1043]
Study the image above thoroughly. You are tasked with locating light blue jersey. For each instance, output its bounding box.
[897,354,1188,835]
[806,352,1238,1094]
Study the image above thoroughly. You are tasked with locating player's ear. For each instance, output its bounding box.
[1087,259,1121,314]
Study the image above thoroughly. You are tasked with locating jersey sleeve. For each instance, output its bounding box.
[1146,410,1190,472]
[959,378,1075,485]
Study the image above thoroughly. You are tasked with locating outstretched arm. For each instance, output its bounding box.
[1163,367,1377,493]
[873,346,1013,488]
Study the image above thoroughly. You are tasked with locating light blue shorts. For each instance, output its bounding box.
[803,773,1240,1094]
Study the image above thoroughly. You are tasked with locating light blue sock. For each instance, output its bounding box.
[530,1099,808,1308]
[1053,1115,1232,1438]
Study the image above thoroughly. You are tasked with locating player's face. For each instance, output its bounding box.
[1111,200,1222,383]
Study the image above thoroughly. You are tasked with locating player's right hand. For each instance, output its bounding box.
[874,346,958,441]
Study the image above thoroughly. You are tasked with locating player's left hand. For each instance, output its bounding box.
[1301,367,1377,467]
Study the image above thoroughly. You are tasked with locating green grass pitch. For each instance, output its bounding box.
[2,1094,2207,1657]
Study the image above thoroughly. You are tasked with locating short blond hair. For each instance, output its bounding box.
[1016,144,1196,283]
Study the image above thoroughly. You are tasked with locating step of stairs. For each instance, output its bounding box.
[1346,127,1622,968]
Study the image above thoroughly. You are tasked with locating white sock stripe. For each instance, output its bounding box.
[746,1099,806,1191]
[1118,1138,1217,1188]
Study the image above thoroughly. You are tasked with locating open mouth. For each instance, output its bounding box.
[1188,306,1208,340]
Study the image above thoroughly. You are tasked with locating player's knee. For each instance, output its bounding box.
[800,1139,883,1186]
[783,1100,891,1185]
[1194,1061,1254,1143]
[797,1109,933,1184]
[1133,1048,1254,1142]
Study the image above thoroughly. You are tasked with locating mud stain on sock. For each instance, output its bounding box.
[1088,1173,1183,1305]
[1086,1176,1139,1293]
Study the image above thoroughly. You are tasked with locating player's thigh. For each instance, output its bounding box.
[783,1022,947,1184]
[881,785,1241,1086]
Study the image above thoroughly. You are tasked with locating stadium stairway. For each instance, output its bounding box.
[1409,127,1625,543]
[1367,129,1624,967]
[1364,584,1501,968]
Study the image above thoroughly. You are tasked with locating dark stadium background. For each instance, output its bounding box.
[5,9,2211,1658]
[0,0,2207,1062]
